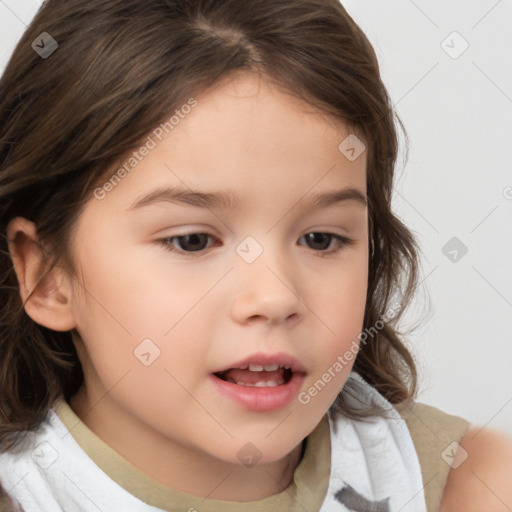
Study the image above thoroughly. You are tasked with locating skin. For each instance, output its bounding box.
[440,427,512,511]
[9,71,512,508]
[8,72,369,500]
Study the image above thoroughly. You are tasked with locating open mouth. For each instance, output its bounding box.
[213,364,294,387]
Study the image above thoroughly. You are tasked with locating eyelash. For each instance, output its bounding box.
[155,231,354,258]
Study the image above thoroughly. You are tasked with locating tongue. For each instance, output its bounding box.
[221,368,285,385]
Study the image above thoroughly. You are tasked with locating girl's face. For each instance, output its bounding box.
[67,72,368,472]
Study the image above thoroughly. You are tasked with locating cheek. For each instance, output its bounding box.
[313,254,368,337]
[73,240,210,340]
[70,218,226,376]
[299,256,368,403]
[71,269,203,421]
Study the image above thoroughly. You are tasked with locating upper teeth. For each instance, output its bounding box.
[246,364,291,371]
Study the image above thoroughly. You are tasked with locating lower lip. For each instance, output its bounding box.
[209,372,306,412]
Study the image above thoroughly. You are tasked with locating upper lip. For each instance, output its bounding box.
[212,352,307,374]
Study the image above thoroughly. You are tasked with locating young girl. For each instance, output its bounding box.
[0,0,511,511]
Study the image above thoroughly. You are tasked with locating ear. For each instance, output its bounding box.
[7,217,77,331]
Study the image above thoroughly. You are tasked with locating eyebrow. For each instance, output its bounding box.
[127,185,367,213]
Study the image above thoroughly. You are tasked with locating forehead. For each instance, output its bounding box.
[88,72,367,215]
[183,72,362,156]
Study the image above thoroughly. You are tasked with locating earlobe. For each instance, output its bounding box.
[6,217,77,332]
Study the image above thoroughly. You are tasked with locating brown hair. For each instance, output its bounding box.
[0,0,420,451]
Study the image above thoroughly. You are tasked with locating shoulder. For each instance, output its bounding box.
[440,426,512,512]
[396,400,470,511]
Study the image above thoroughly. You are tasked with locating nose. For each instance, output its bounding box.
[230,244,306,326]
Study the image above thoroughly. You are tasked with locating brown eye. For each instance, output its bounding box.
[299,232,352,255]
[159,233,216,256]
[303,233,333,251]
[172,233,210,252]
